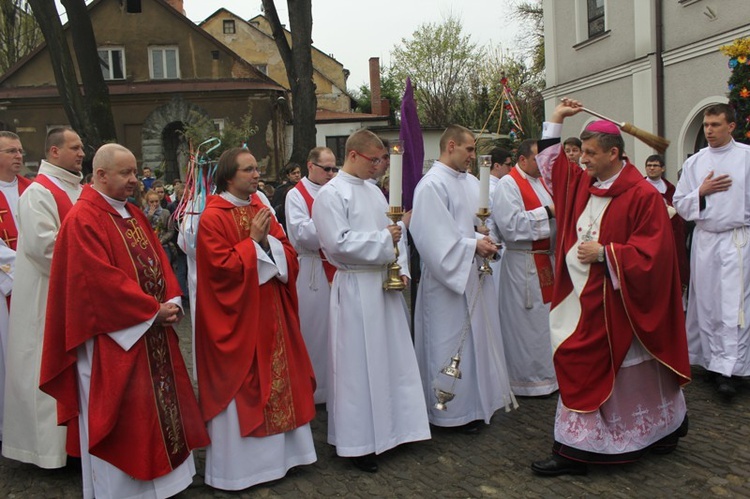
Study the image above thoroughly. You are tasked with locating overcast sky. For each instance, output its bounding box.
[183,0,525,91]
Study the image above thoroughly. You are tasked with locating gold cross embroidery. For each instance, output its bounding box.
[0,209,7,224]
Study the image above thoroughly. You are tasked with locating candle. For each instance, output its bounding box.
[389,141,403,208]
[478,155,491,209]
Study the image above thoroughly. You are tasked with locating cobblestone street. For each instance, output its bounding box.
[1,316,749,498]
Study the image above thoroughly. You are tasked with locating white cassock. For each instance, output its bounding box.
[3,161,81,468]
[490,166,558,396]
[313,171,431,457]
[203,191,315,491]
[77,193,196,499]
[411,162,517,427]
[486,174,504,290]
[285,177,330,404]
[674,139,750,376]
[177,191,274,380]
[0,178,21,439]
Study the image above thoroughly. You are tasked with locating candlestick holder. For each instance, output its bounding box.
[383,206,406,291]
[476,208,493,275]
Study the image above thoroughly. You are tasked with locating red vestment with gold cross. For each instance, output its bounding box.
[40,185,209,480]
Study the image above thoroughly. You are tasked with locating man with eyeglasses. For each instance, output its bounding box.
[285,146,338,405]
[490,139,558,398]
[313,129,430,473]
[193,148,317,490]
[0,132,32,443]
[411,125,516,435]
[4,126,84,469]
[486,147,514,280]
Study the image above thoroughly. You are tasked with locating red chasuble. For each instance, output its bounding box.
[0,175,31,250]
[194,194,315,437]
[40,186,209,481]
[508,167,554,303]
[293,181,337,283]
[547,146,691,413]
[662,178,690,289]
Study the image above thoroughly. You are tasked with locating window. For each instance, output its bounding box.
[213,119,225,134]
[223,19,236,34]
[149,46,180,80]
[98,47,125,80]
[325,136,347,164]
[587,0,605,38]
[253,64,268,75]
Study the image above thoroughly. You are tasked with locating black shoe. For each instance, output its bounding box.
[455,420,483,434]
[677,414,689,437]
[716,376,737,399]
[351,454,378,473]
[531,454,588,476]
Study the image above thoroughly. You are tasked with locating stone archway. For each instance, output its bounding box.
[141,96,210,178]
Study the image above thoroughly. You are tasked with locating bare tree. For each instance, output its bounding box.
[260,0,317,167]
[0,0,43,73]
[26,0,116,155]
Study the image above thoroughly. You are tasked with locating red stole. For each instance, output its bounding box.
[0,175,31,250]
[294,180,337,283]
[508,167,554,303]
[35,174,74,221]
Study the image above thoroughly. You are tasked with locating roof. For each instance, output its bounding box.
[315,109,388,124]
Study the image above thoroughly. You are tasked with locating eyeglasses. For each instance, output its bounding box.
[353,150,383,166]
[312,162,339,173]
[503,160,513,167]
[0,148,24,156]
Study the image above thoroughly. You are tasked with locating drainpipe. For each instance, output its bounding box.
[655,0,665,139]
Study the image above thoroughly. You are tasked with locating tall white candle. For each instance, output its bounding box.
[479,165,490,209]
[389,142,403,208]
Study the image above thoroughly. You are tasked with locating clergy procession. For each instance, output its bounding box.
[0,93,748,496]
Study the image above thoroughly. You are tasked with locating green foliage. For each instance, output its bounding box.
[723,40,750,144]
[513,0,544,76]
[182,110,260,159]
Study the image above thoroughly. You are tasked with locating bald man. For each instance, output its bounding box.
[40,144,209,498]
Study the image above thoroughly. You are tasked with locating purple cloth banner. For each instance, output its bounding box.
[399,77,424,211]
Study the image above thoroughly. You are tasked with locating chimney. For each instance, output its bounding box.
[164,0,185,15]
[369,57,382,115]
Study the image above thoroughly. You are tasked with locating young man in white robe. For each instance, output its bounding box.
[313,129,430,473]
[674,103,750,399]
[3,127,84,468]
[485,147,514,294]
[411,125,517,433]
[285,146,338,404]
[490,139,558,397]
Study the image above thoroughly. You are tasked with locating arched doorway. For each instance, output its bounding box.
[162,121,186,183]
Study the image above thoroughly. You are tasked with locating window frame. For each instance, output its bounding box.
[98,46,126,81]
[587,0,606,39]
[223,19,236,34]
[148,45,181,80]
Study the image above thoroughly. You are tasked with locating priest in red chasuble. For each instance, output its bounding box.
[530,99,691,476]
[40,144,209,499]
[194,148,316,491]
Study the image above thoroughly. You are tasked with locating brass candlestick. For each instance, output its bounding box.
[383,206,406,291]
[476,208,493,275]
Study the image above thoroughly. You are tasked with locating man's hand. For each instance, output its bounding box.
[547,204,555,218]
[476,237,499,259]
[156,302,180,325]
[699,170,732,197]
[401,210,412,230]
[251,207,272,248]
[387,223,402,244]
[577,241,602,264]
[551,98,583,124]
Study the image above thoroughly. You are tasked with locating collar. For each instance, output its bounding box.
[220,191,251,206]
[38,159,83,186]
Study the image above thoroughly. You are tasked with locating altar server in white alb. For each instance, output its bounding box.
[313,129,430,473]
[674,103,750,400]
[411,125,517,433]
[490,139,558,397]
[285,146,338,404]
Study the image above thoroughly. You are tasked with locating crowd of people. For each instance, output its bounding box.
[0,97,745,496]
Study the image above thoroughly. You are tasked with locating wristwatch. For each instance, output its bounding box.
[597,246,605,263]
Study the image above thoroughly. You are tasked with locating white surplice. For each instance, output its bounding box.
[486,174,504,292]
[490,166,558,396]
[313,171,430,457]
[411,162,517,427]
[674,139,750,376]
[3,161,82,468]
[285,177,330,404]
[0,178,21,439]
